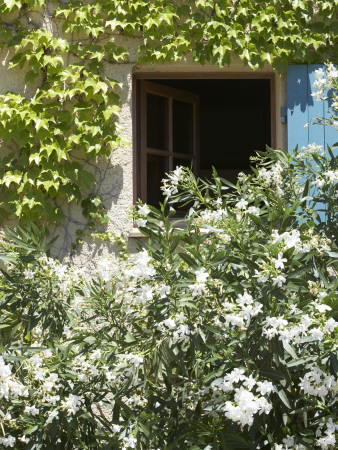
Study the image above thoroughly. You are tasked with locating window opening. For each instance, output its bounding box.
[136,77,273,207]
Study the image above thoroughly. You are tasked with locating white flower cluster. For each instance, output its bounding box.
[38,255,85,295]
[161,166,184,197]
[0,435,16,448]
[299,367,337,397]
[122,433,137,449]
[211,369,273,427]
[232,199,261,222]
[198,207,228,224]
[253,250,289,288]
[312,64,338,101]
[189,267,209,297]
[272,229,331,254]
[0,356,27,400]
[296,143,324,161]
[96,257,116,282]
[136,203,150,227]
[72,349,103,382]
[312,170,338,189]
[315,418,338,449]
[274,435,306,449]
[263,313,337,344]
[258,162,284,197]
[156,312,192,344]
[61,393,84,415]
[220,292,263,329]
[124,250,156,280]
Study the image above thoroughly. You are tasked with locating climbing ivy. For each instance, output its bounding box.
[0,0,337,227]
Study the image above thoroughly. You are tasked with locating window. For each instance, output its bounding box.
[134,74,276,207]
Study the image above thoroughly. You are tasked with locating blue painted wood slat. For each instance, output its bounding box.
[287,64,309,152]
[308,65,325,147]
[287,64,338,152]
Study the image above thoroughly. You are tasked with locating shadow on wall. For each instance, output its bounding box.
[49,161,124,262]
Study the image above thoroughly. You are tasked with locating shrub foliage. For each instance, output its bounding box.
[0,137,337,448]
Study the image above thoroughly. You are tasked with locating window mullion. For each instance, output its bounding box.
[140,83,148,202]
[168,96,173,172]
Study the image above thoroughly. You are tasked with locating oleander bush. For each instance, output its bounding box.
[0,66,337,449]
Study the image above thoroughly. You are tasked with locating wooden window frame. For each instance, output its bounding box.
[139,81,199,204]
[133,72,277,205]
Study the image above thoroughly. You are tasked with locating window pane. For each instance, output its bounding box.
[147,94,167,150]
[198,79,271,171]
[173,100,193,154]
[147,154,169,206]
[173,157,193,171]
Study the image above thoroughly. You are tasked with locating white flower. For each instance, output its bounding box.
[282,435,295,447]
[0,435,16,447]
[310,328,324,341]
[62,326,73,339]
[327,63,338,78]
[236,291,253,305]
[123,434,137,448]
[247,206,260,216]
[136,284,154,304]
[256,380,273,395]
[253,270,268,284]
[138,204,150,216]
[235,199,248,210]
[33,367,45,381]
[25,405,39,416]
[136,218,147,227]
[272,275,286,287]
[163,318,176,329]
[282,229,301,249]
[195,267,209,283]
[0,356,12,379]
[272,253,287,270]
[23,268,35,279]
[312,90,324,101]
[112,424,121,433]
[42,349,53,359]
[61,394,83,415]
[158,284,170,299]
[48,410,59,420]
[324,170,338,183]
[129,354,143,367]
[90,349,102,360]
[189,282,207,297]
[30,354,43,367]
[313,303,331,313]
[324,318,338,333]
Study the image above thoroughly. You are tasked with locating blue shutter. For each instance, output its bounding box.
[287,64,337,152]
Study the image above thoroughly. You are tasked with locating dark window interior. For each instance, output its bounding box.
[153,78,271,176]
[137,78,272,207]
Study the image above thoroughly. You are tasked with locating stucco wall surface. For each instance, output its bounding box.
[0,38,287,266]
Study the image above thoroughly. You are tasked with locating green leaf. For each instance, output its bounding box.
[282,341,297,359]
[24,425,39,435]
[221,432,250,449]
[275,388,291,409]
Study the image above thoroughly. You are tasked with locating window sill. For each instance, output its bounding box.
[128,227,148,238]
